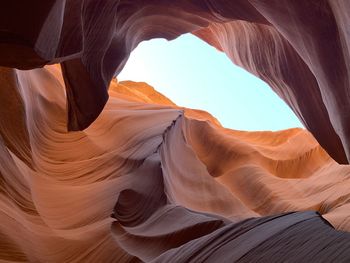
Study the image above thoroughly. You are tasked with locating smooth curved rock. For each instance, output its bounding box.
[151,211,350,263]
[1,1,349,164]
[1,1,350,261]
[0,66,349,261]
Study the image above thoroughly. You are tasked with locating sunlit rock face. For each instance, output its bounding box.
[1,1,350,262]
[1,0,350,163]
[0,66,350,262]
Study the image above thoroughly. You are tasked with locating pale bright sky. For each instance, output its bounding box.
[117,33,303,131]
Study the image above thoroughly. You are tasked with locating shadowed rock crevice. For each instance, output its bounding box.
[0,1,350,262]
[1,1,350,163]
[152,211,350,263]
[0,65,349,262]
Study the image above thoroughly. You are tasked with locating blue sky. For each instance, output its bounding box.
[118,33,303,131]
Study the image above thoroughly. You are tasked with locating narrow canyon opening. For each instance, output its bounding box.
[118,33,304,131]
[2,2,350,262]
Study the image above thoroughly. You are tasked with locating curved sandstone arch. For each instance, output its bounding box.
[1,1,350,262]
[1,0,349,163]
[0,66,349,261]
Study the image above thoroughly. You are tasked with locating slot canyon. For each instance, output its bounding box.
[1,1,350,262]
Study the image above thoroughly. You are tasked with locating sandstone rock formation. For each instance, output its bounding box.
[1,1,350,262]
[0,66,349,262]
[1,0,350,163]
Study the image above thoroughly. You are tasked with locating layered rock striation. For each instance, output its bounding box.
[1,1,350,262]
[0,66,349,261]
[1,0,350,163]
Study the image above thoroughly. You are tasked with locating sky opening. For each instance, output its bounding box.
[118,33,303,131]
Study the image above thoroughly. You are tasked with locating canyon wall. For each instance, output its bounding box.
[1,0,350,262]
[1,0,349,163]
[0,66,349,261]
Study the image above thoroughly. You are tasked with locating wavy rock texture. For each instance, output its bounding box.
[0,66,350,262]
[1,0,350,262]
[1,0,350,164]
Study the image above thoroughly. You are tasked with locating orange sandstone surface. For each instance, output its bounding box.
[0,65,349,262]
[1,1,350,164]
[1,1,350,262]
